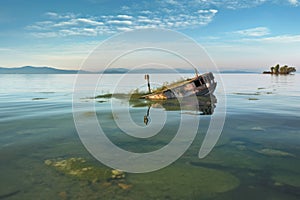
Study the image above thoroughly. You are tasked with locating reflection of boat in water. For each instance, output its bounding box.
[142,72,217,100]
[150,95,217,115]
[130,95,217,125]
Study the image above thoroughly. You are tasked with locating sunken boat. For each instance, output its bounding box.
[143,72,217,100]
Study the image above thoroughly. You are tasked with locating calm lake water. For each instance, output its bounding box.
[0,74,299,199]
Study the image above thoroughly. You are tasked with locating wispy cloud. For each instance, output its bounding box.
[28,8,218,37]
[234,27,271,37]
[0,48,14,52]
[27,0,223,37]
[45,12,76,19]
[245,34,300,43]
[27,0,289,38]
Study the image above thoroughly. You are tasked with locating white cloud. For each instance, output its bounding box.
[198,10,211,14]
[53,20,78,27]
[140,10,152,15]
[116,27,133,32]
[234,27,271,37]
[45,12,58,18]
[121,6,130,11]
[210,9,218,14]
[107,20,133,25]
[117,15,133,20]
[288,0,299,6]
[165,0,180,5]
[76,18,104,26]
[45,12,76,19]
[59,28,98,36]
[137,18,153,23]
[51,18,103,27]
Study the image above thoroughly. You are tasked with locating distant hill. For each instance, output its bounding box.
[100,68,129,74]
[0,66,86,74]
[100,68,195,74]
[0,66,195,74]
[0,66,258,74]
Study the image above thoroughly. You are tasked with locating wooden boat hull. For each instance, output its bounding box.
[143,72,217,100]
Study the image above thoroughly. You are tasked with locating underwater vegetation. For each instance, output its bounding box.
[44,157,132,191]
[43,157,240,199]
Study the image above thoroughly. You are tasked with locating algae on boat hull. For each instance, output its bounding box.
[95,93,113,98]
[95,92,147,100]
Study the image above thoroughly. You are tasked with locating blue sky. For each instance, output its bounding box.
[1,0,300,70]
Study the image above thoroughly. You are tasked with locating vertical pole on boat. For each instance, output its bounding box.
[194,68,199,78]
[145,74,151,93]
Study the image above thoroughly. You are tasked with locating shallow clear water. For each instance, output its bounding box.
[0,74,299,199]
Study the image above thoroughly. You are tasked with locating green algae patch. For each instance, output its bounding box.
[82,111,96,117]
[32,98,48,100]
[272,172,300,187]
[257,149,295,157]
[44,158,114,182]
[127,165,239,199]
[95,92,147,100]
[234,92,261,96]
[248,98,259,101]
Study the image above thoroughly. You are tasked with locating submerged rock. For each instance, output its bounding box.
[272,172,300,187]
[236,145,247,150]
[44,157,132,193]
[111,169,125,179]
[58,191,67,200]
[231,141,245,145]
[118,183,132,190]
[44,159,52,166]
[44,157,112,182]
[257,149,295,157]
